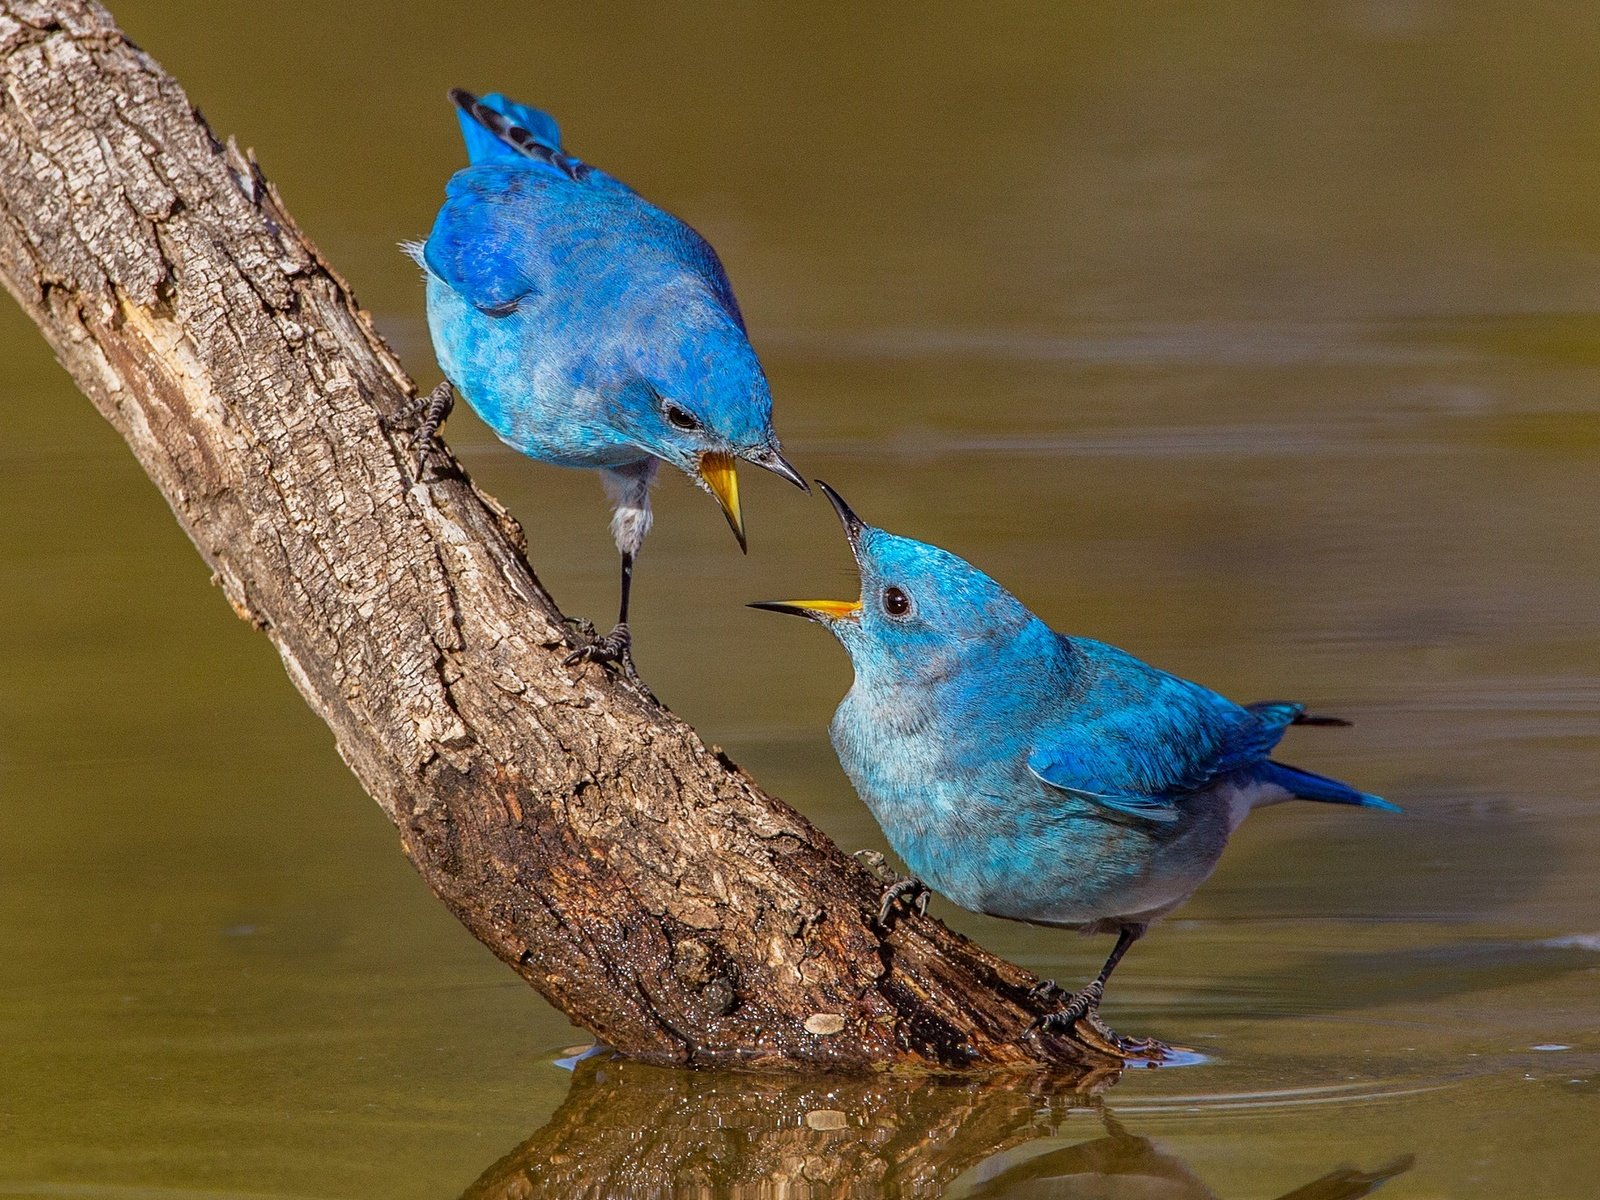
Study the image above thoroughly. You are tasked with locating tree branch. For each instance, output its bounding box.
[0,0,1114,1072]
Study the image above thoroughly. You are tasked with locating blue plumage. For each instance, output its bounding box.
[752,484,1396,1054]
[407,89,805,680]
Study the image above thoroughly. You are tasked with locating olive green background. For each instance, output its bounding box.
[2,3,1597,1196]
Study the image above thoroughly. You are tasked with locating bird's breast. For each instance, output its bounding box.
[425,278,646,469]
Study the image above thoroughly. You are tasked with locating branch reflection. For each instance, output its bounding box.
[458,1058,1412,1199]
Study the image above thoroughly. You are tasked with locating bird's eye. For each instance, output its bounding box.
[664,403,700,431]
[882,586,911,618]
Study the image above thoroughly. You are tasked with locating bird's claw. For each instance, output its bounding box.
[1028,978,1064,1004]
[1028,981,1170,1061]
[564,623,653,697]
[851,852,929,931]
[876,878,930,930]
[384,380,454,481]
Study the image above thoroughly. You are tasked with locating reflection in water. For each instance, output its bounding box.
[966,1113,1412,1200]
[456,1060,1412,1199]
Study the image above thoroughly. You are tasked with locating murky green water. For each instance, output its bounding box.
[4,2,1599,1196]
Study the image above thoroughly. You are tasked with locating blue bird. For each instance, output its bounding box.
[400,89,805,680]
[752,484,1398,1055]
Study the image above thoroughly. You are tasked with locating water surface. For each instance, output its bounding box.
[2,3,1598,1197]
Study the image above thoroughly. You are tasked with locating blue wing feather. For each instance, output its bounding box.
[1027,639,1296,823]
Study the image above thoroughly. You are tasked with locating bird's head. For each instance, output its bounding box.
[625,307,805,552]
[750,482,1040,682]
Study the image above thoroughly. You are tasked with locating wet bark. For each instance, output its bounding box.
[0,0,1116,1072]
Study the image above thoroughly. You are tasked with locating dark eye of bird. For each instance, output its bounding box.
[664,403,699,431]
[882,586,910,617]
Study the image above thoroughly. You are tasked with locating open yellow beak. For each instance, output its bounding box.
[698,451,746,553]
[747,599,863,622]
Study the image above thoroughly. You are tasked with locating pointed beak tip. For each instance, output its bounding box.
[753,448,809,493]
[747,599,806,620]
[813,479,866,550]
[749,598,863,622]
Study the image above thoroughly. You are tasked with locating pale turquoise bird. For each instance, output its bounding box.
[398,89,804,681]
[752,484,1398,1054]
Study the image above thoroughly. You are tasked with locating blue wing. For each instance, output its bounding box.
[422,167,553,316]
[1026,640,1301,823]
[425,91,745,325]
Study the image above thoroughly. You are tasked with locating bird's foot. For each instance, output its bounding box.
[1035,978,1105,1030]
[564,622,653,697]
[383,380,454,480]
[853,850,930,931]
[1029,982,1171,1062]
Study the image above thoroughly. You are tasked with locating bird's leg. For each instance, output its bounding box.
[383,380,454,479]
[564,552,651,694]
[1033,924,1168,1058]
[853,849,930,932]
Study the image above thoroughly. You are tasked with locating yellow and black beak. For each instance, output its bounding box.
[747,598,863,623]
[698,447,810,554]
[748,479,867,623]
[697,451,746,553]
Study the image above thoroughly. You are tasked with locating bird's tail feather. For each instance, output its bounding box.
[450,89,564,165]
[1259,761,1400,812]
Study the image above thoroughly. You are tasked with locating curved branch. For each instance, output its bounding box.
[0,0,1114,1072]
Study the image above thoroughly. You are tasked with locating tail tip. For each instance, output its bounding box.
[1361,793,1403,814]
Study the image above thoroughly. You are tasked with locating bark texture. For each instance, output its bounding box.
[0,0,1115,1071]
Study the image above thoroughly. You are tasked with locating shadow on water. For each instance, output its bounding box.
[1199,938,1600,1024]
[456,1060,1412,1200]
[964,1113,1413,1200]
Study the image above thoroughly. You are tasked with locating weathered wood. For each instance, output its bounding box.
[0,0,1116,1072]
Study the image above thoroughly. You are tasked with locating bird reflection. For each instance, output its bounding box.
[455,1057,1413,1200]
[966,1111,1413,1199]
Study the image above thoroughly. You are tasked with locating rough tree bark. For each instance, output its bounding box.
[0,0,1116,1072]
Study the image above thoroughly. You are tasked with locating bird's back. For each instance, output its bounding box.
[419,92,751,463]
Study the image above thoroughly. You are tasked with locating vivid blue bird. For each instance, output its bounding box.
[399,89,805,680]
[752,484,1398,1054]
